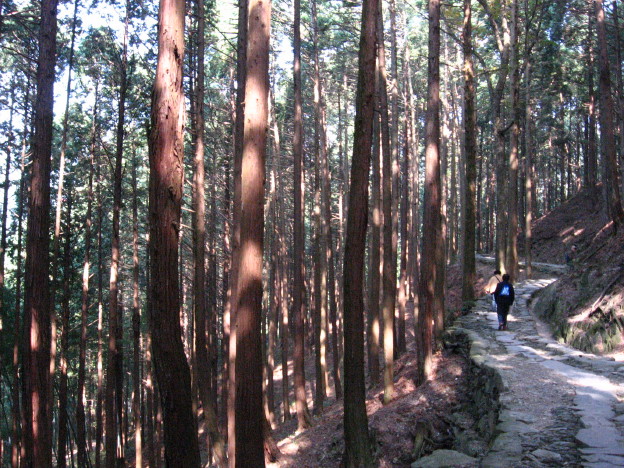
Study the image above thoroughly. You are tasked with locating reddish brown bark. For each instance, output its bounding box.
[595,0,624,228]
[22,0,58,461]
[233,0,271,462]
[293,0,312,431]
[342,0,378,463]
[148,0,200,462]
[461,0,477,301]
[417,0,441,385]
[76,80,97,468]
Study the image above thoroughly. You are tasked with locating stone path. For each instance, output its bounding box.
[450,277,624,467]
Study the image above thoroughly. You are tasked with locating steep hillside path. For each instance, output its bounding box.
[454,276,624,467]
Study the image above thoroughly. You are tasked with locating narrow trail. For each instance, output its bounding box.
[453,275,624,467]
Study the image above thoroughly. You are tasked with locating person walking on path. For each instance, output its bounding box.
[485,269,502,311]
[493,273,515,330]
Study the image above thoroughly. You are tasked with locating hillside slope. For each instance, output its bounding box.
[529,185,624,357]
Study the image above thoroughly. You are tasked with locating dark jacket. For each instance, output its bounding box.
[494,281,515,308]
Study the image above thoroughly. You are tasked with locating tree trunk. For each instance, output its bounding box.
[586,6,598,187]
[461,0,476,301]
[368,109,381,386]
[131,155,142,468]
[57,192,73,468]
[76,79,97,468]
[13,88,30,468]
[595,0,624,228]
[227,0,247,460]
[192,0,227,463]
[342,0,377,463]
[376,2,395,404]
[293,0,312,431]
[106,8,128,465]
[22,0,58,460]
[524,60,533,279]
[417,0,441,385]
[148,0,200,461]
[506,0,520,280]
[311,0,331,408]
[233,0,271,462]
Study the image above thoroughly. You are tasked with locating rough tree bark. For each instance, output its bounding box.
[342,0,378,463]
[595,0,624,229]
[293,0,312,431]
[233,0,271,462]
[192,0,226,463]
[377,1,395,404]
[461,0,477,301]
[148,0,201,462]
[21,0,58,461]
[417,0,441,385]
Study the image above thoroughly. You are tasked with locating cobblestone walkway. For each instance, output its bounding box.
[453,278,624,467]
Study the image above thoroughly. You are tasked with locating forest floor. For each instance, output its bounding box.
[264,262,543,468]
[264,185,624,467]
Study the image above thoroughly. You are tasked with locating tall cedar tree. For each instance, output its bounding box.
[417,0,441,384]
[148,0,201,462]
[461,0,476,301]
[227,0,247,461]
[377,1,395,404]
[233,0,271,462]
[106,4,128,466]
[192,0,227,463]
[76,80,97,468]
[293,0,312,430]
[342,0,377,463]
[506,0,520,280]
[595,0,624,228]
[22,0,58,462]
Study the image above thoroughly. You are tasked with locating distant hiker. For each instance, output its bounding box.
[485,269,502,311]
[494,273,515,331]
[565,244,578,270]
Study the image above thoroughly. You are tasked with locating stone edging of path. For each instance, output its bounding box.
[414,277,624,468]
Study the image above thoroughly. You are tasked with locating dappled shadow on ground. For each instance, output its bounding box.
[268,342,470,468]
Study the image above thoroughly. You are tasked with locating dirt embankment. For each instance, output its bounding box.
[527,185,624,357]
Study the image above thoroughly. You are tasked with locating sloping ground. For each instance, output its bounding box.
[521,184,607,264]
[528,185,624,357]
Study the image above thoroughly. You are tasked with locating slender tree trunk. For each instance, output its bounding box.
[461,0,476,301]
[417,0,441,385]
[524,60,533,279]
[342,0,377,463]
[233,0,271,462]
[0,87,14,385]
[106,8,129,465]
[376,2,395,404]
[192,0,227,463]
[130,155,142,468]
[506,0,520,280]
[57,193,73,468]
[614,0,624,194]
[586,6,598,187]
[95,139,105,468]
[49,5,78,440]
[22,0,59,460]
[148,0,200,461]
[293,0,312,431]
[13,93,30,468]
[368,110,381,386]
[595,0,624,228]
[76,80,97,468]
[311,0,330,408]
[226,0,247,460]
[397,124,409,355]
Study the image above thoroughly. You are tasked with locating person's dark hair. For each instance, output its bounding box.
[494,269,501,275]
[502,273,510,281]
